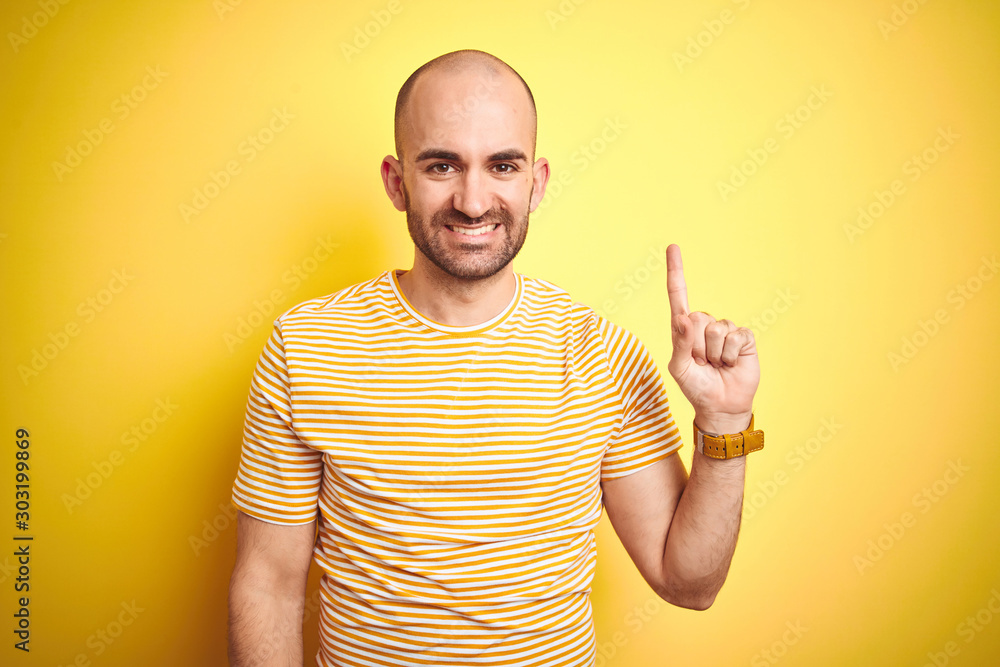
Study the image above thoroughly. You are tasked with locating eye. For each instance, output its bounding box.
[429,163,455,174]
[493,163,518,174]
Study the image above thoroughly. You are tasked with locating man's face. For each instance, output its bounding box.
[390,67,548,281]
[402,181,528,280]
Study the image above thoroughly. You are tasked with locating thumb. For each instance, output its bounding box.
[668,312,694,376]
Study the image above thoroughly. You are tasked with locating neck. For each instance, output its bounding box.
[396,258,516,327]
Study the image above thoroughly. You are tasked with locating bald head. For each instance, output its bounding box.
[393,50,537,162]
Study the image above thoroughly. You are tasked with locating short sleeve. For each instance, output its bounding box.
[231,321,323,524]
[598,318,683,480]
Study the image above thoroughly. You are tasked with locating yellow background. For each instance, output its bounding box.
[3,0,999,665]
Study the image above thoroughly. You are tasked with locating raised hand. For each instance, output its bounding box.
[665,244,759,435]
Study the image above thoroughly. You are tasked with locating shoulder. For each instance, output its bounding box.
[518,273,600,327]
[517,273,649,343]
[274,270,393,333]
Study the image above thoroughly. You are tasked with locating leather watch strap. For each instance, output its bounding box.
[695,414,764,459]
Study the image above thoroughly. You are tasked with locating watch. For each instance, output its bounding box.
[694,414,764,459]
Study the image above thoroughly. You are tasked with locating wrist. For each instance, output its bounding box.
[694,412,763,460]
[693,411,753,436]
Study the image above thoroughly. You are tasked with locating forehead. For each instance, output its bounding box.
[403,68,534,159]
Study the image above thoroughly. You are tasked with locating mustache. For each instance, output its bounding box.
[432,207,516,227]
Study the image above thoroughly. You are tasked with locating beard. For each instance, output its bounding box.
[404,195,531,281]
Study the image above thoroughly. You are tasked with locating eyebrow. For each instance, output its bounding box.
[488,149,528,162]
[414,148,528,163]
[415,149,461,162]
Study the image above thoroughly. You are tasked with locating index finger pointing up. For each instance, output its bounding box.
[666,244,689,317]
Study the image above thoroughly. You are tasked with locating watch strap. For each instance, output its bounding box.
[695,414,764,459]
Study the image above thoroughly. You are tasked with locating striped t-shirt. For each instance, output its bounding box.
[231,268,683,667]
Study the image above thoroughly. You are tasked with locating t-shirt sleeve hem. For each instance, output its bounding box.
[599,440,683,481]
[230,493,319,526]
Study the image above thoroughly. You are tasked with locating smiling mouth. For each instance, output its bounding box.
[446,223,499,237]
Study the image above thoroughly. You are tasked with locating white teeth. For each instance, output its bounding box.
[450,224,497,236]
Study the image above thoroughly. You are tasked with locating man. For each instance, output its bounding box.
[228,49,761,667]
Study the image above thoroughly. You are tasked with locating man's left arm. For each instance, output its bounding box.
[601,244,760,611]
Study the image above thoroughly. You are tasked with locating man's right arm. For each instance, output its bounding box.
[228,511,317,666]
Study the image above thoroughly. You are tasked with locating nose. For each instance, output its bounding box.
[452,170,492,220]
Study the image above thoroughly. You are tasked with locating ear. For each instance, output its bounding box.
[381,155,407,212]
[528,157,550,213]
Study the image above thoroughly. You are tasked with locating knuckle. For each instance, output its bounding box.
[705,322,726,339]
